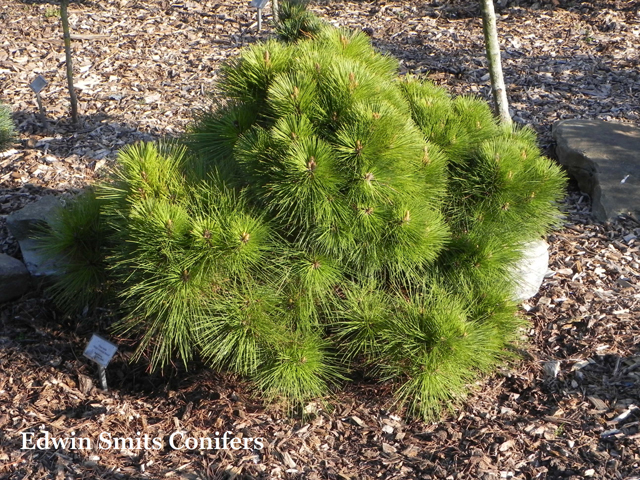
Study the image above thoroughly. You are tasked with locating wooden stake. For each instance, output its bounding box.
[481,0,512,126]
[60,0,79,125]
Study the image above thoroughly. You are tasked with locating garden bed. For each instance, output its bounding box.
[1,0,639,478]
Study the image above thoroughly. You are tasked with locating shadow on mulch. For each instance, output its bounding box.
[11,109,163,146]
[1,110,164,260]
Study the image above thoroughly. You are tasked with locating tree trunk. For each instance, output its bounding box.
[60,0,79,125]
[480,0,511,126]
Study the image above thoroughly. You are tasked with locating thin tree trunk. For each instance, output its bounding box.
[60,0,79,124]
[272,0,279,23]
[480,0,511,126]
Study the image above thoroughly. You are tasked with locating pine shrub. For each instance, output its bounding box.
[38,3,566,419]
[0,102,16,151]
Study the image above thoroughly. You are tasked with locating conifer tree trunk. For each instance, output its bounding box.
[60,0,79,124]
[481,0,511,125]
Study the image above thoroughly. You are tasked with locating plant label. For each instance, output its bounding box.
[83,334,118,368]
[250,0,269,9]
[29,75,48,94]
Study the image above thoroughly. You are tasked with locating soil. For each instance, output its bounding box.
[1,0,639,478]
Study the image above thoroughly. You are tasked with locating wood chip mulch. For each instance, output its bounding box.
[1,0,639,478]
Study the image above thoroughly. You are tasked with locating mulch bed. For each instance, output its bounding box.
[1,0,639,478]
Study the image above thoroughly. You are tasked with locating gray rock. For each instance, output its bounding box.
[511,239,549,302]
[6,196,64,283]
[0,253,30,302]
[6,195,61,242]
[553,119,640,222]
[17,238,64,282]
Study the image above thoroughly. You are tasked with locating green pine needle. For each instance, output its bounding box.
[35,188,111,313]
[254,331,345,407]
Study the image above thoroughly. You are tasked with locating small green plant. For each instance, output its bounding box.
[38,2,566,420]
[0,102,16,151]
[582,29,595,43]
[275,0,323,42]
[45,7,61,18]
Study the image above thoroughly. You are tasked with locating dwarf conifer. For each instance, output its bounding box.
[38,2,566,419]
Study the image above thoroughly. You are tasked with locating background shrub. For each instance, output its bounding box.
[0,102,16,151]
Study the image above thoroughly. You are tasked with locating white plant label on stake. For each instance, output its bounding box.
[84,334,118,367]
[83,334,118,391]
[249,0,269,9]
[29,75,48,94]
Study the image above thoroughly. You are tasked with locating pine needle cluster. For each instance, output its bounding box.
[37,2,566,420]
[0,102,16,151]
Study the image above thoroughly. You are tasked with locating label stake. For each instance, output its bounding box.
[29,75,48,128]
[250,0,269,31]
[98,365,108,391]
[83,334,118,391]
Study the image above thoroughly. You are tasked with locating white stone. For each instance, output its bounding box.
[510,239,549,302]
